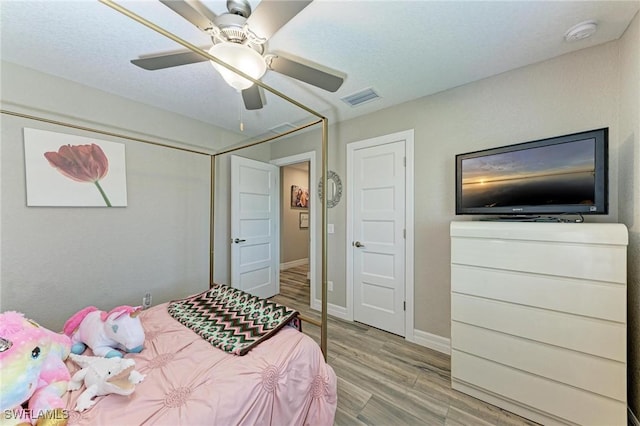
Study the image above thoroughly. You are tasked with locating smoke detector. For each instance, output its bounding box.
[565,21,598,42]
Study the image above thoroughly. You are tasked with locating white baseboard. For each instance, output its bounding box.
[280,258,309,270]
[412,329,451,355]
[327,303,349,320]
[630,407,640,426]
[311,298,350,321]
[309,301,451,355]
[309,298,451,354]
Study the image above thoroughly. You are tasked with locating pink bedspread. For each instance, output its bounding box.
[63,302,337,425]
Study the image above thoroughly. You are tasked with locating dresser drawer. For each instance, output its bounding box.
[451,237,626,283]
[452,350,627,426]
[451,293,625,361]
[451,264,626,322]
[451,322,626,401]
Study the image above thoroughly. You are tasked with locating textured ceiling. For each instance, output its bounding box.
[1,0,639,149]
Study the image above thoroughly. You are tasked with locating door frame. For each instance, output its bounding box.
[271,151,317,311]
[346,130,415,340]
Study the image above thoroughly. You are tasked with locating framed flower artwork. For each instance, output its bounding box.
[23,128,128,207]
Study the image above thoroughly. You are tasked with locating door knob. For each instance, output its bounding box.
[353,241,365,248]
[234,238,246,243]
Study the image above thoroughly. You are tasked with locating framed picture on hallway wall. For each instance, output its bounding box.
[299,212,309,229]
[291,185,309,208]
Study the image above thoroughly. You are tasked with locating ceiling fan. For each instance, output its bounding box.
[131,0,345,110]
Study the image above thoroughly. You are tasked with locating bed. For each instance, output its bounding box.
[62,287,337,425]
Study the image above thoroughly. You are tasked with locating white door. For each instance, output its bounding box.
[231,155,279,298]
[352,140,406,335]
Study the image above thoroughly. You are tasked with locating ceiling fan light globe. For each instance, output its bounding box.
[208,43,266,91]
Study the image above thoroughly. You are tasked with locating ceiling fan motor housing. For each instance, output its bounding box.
[226,0,251,18]
[211,13,264,54]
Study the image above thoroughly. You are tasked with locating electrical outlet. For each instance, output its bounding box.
[142,292,152,309]
[328,281,333,292]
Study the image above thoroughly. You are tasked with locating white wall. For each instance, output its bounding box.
[0,62,242,331]
[617,11,640,421]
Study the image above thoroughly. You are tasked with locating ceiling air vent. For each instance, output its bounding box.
[269,122,297,135]
[341,87,380,107]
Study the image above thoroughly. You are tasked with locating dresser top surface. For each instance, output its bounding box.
[450,221,628,245]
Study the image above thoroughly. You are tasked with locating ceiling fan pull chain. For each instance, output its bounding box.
[239,94,244,132]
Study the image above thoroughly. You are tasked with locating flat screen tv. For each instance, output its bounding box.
[455,128,608,216]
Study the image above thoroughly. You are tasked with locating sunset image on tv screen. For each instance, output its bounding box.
[461,138,596,209]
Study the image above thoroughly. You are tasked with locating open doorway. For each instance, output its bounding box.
[280,161,310,278]
[271,152,317,312]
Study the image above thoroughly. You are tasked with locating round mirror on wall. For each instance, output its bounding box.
[317,170,342,208]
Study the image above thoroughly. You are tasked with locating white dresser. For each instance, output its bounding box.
[450,221,628,426]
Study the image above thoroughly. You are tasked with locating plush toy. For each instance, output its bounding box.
[63,306,144,358]
[0,311,71,426]
[67,354,144,412]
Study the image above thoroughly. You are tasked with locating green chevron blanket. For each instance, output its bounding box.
[167,285,300,356]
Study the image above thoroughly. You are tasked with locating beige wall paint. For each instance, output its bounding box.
[617,11,640,421]
[281,164,310,264]
[0,63,242,331]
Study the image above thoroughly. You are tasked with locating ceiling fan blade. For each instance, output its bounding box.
[268,55,345,92]
[185,0,218,24]
[245,0,312,42]
[131,50,209,70]
[242,85,265,110]
[159,0,214,31]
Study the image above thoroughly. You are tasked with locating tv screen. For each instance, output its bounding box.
[455,128,608,216]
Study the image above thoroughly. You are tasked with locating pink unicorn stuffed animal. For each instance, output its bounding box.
[0,311,71,426]
[63,306,144,358]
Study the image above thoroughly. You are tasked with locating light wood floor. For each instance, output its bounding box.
[271,264,539,426]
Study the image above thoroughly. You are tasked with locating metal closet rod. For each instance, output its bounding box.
[212,120,322,157]
[0,112,321,159]
[0,109,212,156]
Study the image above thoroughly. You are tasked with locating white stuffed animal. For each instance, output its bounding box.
[63,306,145,358]
[68,353,144,412]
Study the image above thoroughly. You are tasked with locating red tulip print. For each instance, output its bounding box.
[44,144,112,206]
